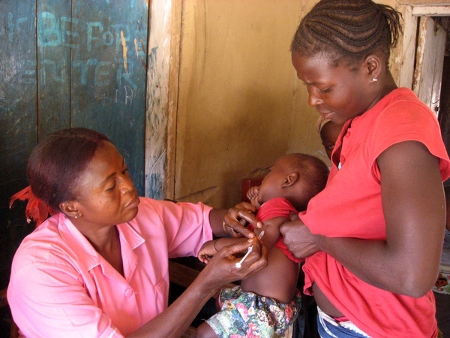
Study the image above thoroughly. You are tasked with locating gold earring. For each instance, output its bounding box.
[74,212,82,219]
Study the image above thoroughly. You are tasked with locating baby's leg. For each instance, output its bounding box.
[195,322,218,338]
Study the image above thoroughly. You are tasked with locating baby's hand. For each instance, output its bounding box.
[197,240,218,264]
[247,186,261,208]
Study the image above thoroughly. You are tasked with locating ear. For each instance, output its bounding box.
[364,54,382,81]
[59,201,81,219]
[282,172,299,188]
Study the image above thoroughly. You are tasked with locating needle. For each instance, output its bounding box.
[235,246,253,268]
[235,225,265,268]
[258,230,265,239]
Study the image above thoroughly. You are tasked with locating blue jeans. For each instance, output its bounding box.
[317,307,370,338]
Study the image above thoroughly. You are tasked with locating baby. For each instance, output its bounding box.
[195,153,329,338]
[317,117,344,160]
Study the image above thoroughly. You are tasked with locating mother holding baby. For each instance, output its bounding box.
[225,1,450,337]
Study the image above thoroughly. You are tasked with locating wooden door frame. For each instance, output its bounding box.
[397,3,450,89]
[145,0,182,199]
[413,16,447,116]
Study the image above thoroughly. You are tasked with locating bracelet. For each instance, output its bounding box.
[213,239,220,252]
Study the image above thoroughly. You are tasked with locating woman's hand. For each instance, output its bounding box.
[201,237,268,286]
[131,238,267,338]
[280,218,320,260]
[223,202,262,238]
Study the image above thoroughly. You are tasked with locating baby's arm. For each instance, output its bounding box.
[246,185,261,208]
[258,216,289,248]
[197,240,217,264]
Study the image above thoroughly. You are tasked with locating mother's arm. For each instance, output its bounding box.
[284,141,445,297]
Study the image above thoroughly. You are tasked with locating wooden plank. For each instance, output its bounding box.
[169,260,203,288]
[412,5,450,17]
[397,5,417,89]
[37,0,72,138]
[70,0,149,195]
[165,0,183,201]
[145,0,174,198]
[169,259,238,299]
[413,17,447,117]
[0,0,38,289]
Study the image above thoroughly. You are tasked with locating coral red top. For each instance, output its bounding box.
[256,197,302,263]
[301,88,450,338]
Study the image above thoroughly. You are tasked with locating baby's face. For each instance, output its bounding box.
[321,122,343,159]
[258,157,290,204]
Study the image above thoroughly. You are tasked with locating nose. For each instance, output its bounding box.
[119,175,136,194]
[308,87,323,107]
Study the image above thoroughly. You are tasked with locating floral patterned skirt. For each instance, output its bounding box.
[206,285,301,338]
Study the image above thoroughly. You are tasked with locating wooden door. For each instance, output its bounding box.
[413,16,447,117]
[0,0,149,291]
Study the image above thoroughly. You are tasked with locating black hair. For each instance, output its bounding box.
[291,0,402,66]
[287,153,329,211]
[27,128,110,210]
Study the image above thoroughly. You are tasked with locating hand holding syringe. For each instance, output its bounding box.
[235,229,265,268]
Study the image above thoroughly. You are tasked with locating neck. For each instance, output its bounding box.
[80,225,124,276]
[88,226,119,253]
[367,72,398,111]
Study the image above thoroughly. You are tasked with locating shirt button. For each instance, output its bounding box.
[124,288,134,297]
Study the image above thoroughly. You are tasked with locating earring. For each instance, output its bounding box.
[372,77,378,82]
[74,212,82,219]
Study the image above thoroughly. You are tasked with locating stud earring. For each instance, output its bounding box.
[372,77,378,82]
[74,212,82,219]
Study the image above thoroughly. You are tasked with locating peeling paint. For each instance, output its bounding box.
[149,150,166,174]
[134,38,139,58]
[121,30,128,73]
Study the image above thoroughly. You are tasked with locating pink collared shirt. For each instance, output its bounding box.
[8,198,213,337]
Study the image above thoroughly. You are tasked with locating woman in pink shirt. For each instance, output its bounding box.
[7,127,267,338]
[224,0,450,337]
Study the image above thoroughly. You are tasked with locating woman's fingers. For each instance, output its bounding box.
[237,240,268,277]
[223,202,261,238]
[210,238,268,282]
[280,220,320,259]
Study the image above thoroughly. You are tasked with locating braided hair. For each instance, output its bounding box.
[291,0,402,66]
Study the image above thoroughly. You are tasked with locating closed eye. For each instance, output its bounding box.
[302,82,331,94]
[319,87,331,94]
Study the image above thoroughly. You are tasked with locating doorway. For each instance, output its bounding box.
[397,4,450,151]
[436,18,450,154]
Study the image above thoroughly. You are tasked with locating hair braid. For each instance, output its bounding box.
[291,0,402,65]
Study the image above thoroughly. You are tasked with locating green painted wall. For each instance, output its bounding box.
[0,0,149,296]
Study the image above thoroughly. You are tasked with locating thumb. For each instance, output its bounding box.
[289,211,299,221]
[221,239,253,256]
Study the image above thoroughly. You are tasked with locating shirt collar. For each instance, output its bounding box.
[56,213,145,273]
